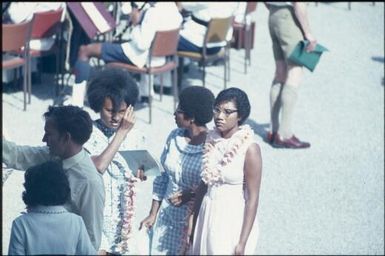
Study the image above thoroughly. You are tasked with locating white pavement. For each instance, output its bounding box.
[2,2,384,254]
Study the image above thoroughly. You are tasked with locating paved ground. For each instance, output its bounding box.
[2,2,384,255]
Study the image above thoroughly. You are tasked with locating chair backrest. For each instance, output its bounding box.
[2,20,33,52]
[245,2,257,15]
[205,16,233,44]
[151,28,180,57]
[31,8,63,39]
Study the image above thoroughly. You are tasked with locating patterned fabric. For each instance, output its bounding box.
[83,122,146,255]
[95,119,116,138]
[150,128,204,255]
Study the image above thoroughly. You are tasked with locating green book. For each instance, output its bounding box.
[288,40,328,72]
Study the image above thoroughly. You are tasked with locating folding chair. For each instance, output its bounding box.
[29,8,64,98]
[177,16,233,89]
[232,2,257,74]
[107,28,180,124]
[2,20,33,111]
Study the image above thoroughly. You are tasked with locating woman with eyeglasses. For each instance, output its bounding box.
[140,86,215,255]
[191,87,263,255]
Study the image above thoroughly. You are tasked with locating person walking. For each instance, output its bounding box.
[265,2,317,149]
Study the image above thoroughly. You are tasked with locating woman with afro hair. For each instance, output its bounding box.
[140,85,215,255]
[83,67,148,255]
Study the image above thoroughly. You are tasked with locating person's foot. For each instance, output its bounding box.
[139,96,149,104]
[153,84,173,95]
[264,131,276,144]
[272,134,311,149]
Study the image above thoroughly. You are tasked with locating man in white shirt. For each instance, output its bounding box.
[2,106,105,251]
[67,2,183,107]
[177,2,237,54]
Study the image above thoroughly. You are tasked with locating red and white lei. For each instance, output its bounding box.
[201,125,254,186]
[114,171,139,254]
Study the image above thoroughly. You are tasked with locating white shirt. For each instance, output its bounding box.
[8,205,96,255]
[121,2,183,68]
[180,2,238,48]
[2,139,105,251]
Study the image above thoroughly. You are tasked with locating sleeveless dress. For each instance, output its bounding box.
[191,124,259,255]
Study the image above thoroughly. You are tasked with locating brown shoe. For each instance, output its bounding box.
[273,134,311,149]
[264,131,276,144]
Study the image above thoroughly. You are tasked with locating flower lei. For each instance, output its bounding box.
[201,125,254,186]
[112,162,138,254]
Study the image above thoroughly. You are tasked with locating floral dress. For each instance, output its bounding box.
[83,119,147,255]
[191,124,259,255]
[150,128,204,255]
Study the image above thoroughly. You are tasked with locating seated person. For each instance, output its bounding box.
[66,2,183,107]
[8,161,96,255]
[177,2,237,54]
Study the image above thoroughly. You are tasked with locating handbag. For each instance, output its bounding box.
[288,40,328,72]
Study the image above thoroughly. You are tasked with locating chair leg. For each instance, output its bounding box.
[227,46,231,82]
[23,65,28,111]
[244,27,248,74]
[202,62,206,87]
[177,57,184,91]
[160,74,163,101]
[148,74,153,124]
[172,68,178,111]
[27,57,31,104]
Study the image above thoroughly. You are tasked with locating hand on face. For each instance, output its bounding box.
[117,105,135,135]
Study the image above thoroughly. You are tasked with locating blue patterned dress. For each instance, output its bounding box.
[83,119,148,255]
[150,128,204,255]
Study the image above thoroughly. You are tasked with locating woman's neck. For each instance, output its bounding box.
[185,126,208,145]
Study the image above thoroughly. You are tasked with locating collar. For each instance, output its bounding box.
[28,205,67,214]
[95,119,116,138]
[62,148,86,170]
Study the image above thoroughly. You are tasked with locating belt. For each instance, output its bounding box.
[191,15,209,27]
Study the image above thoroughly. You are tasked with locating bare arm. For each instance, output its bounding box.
[234,143,262,255]
[292,2,317,51]
[91,106,135,174]
[139,199,162,230]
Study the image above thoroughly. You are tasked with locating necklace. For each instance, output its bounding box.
[201,125,254,186]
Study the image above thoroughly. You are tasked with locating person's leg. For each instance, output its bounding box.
[270,60,287,135]
[70,43,102,107]
[278,64,303,139]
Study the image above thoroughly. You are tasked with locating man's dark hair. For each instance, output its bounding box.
[22,161,71,207]
[43,105,93,145]
[214,87,251,125]
[178,86,215,126]
[87,67,139,113]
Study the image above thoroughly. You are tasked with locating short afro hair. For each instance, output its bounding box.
[22,161,71,207]
[43,106,93,145]
[178,86,215,126]
[214,87,251,125]
[87,67,139,113]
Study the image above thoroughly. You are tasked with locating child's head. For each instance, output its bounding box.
[22,161,71,208]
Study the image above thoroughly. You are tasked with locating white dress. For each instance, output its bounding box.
[191,125,259,255]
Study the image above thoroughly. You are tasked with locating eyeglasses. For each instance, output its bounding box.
[213,107,238,117]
